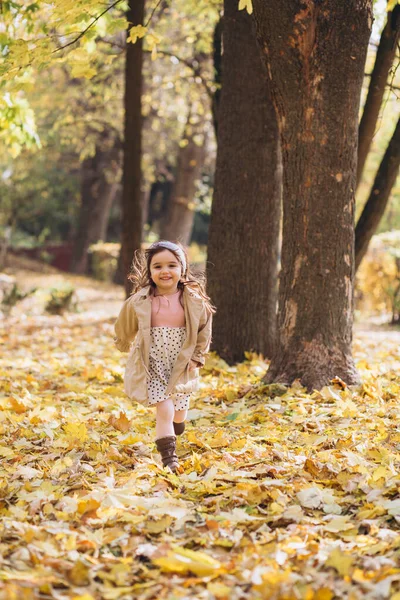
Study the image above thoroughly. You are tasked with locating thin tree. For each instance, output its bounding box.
[357,4,400,189]
[70,143,120,274]
[160,106,207,245]
[207,0,281,363]
[355,116,400,270]
[117,0,145,296]
[253,0,372,389]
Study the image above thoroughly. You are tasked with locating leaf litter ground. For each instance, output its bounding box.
[1,269,400,600]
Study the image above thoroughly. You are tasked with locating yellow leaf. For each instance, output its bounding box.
[207,582,232,599]
[68,561,90,586]
[325,547,353,577]
[70,64,97,79]
[315,589,334,600]
[108,412,131,433]
[187,431,208,447]
[225,389,237,402]
[0,446,15,458]
[120,433,141,445]
[127,25,147,44]
[103,386,126,397]
[269,502,284,515]
[63,422,88,444]
[324,516,354,533]
[78,498,101,516]
[152,545,222,577]
[9,396,31,413]
[145,515,173,534]
[371,465,390,482]
[238,0,253,14]
[209,430,230,448]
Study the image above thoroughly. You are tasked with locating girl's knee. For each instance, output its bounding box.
[156,399,175,420]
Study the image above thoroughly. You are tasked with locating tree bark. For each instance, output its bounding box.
[253,0,372,390]
[212,17,223,137]
[355,116,400,270]
[206,0,281,363]
[118,0,145,295]
[160,112,206,246]
[357,5,400,189]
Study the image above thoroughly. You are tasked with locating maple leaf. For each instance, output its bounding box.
[108,412,131,433]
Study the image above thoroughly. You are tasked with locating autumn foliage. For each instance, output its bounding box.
[1,270,400,599]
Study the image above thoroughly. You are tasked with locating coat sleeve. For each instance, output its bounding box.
[114,296,139,352]
[191,306,212,366]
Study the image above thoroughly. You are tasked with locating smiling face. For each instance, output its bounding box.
[149,249,182,295]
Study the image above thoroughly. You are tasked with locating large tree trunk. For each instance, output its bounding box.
[206,0,281,363]
[253,0,372,390]
[118,0,145,295]
[212,17,223,137]
[70,148,119,274]
[357,5,400,189]
[355,116,400,270]
[160,111,206,245]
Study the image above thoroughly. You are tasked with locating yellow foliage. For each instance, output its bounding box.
[127,25,148,44]
[1,270,400,598]
[356,231,400,320]
[152,545,222,576]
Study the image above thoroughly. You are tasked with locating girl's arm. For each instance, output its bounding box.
[114,297,139,352]
[191,306,212,366]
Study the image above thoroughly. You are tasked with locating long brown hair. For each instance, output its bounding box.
[128,241,216,314]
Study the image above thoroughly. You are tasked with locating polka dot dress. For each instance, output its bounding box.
[147,327,190,411]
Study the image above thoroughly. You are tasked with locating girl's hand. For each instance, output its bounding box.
[189,359,201,370]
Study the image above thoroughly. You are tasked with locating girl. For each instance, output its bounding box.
[114,241,214,473]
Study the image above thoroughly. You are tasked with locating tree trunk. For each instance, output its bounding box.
[355,116,400,270]
[206,0,281,363]
[160,112,206,246]
[253,0,372,390]
[71,149,110,274]
[212,17,223,137]
[98,180,120,242]
[0,225,12,271]
[118,0,145,295]
[70,145,120,274]
[357,5,400,189]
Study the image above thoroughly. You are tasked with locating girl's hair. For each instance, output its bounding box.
[128,241,216,314]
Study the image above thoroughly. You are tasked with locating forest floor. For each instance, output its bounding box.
[1,255,400,600]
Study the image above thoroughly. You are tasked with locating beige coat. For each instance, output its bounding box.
[114,286,212,406]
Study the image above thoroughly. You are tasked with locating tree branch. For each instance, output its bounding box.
[144,0,164,27]
[146,49,214,99]
[52,0,124,53]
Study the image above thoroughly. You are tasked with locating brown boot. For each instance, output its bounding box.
[173,421,185,436]
[155,436,179,472]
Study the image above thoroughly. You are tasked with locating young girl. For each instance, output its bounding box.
[114,241,214,472]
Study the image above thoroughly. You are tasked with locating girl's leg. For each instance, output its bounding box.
[173,394,190,435]
[155,398,175,439]
[155,398,179,472]
[174,409,187,424]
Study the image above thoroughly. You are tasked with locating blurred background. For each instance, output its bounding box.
[0,0,399,326]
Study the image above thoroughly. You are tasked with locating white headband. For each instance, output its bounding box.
[150,241,187,274]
